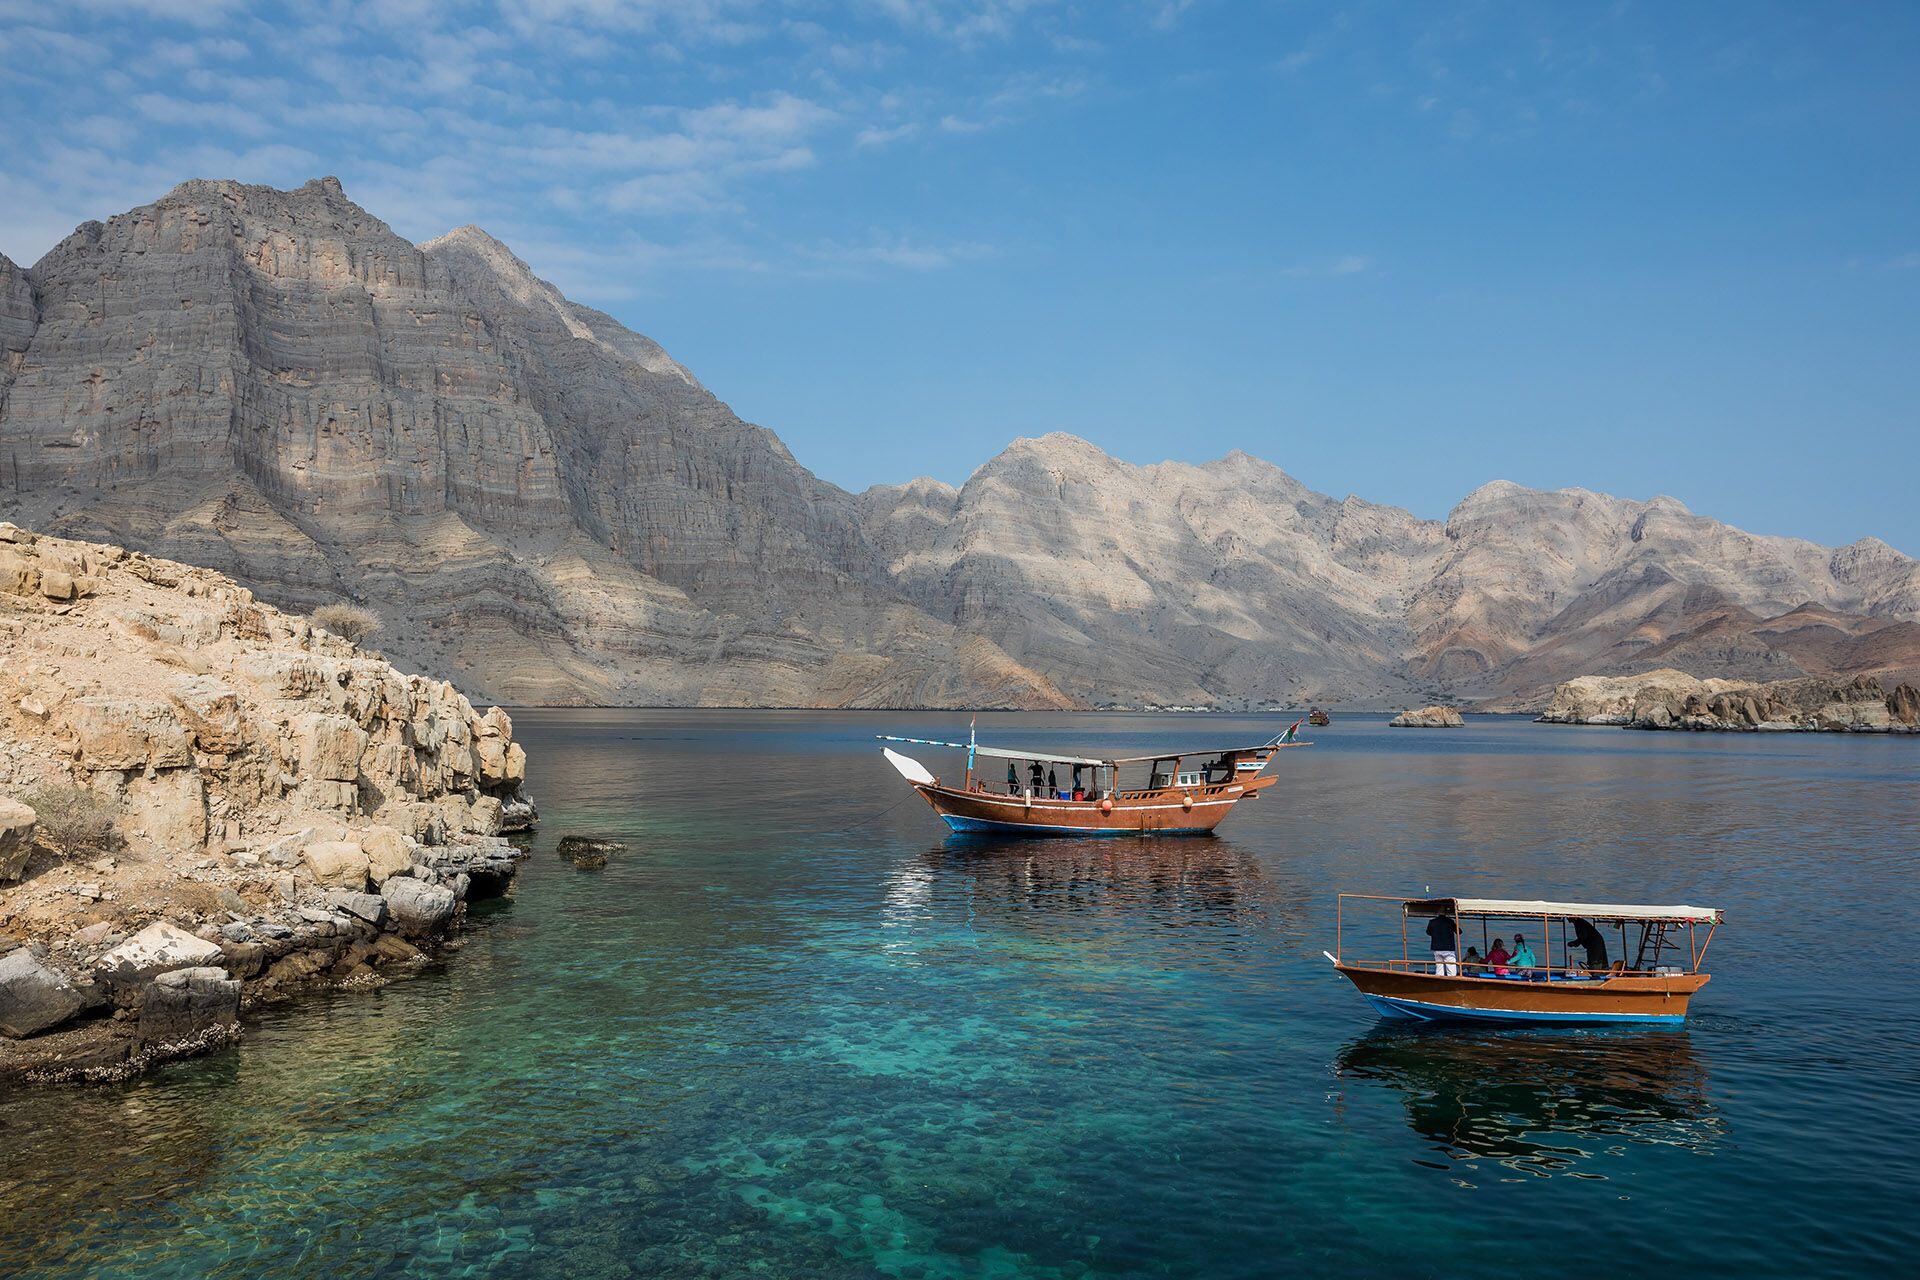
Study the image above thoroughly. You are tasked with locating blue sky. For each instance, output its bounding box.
[2,1,1916,552]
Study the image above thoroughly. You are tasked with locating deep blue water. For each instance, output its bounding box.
[2,711,1917,1277]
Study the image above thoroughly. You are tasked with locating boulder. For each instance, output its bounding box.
[380,876,456,936]
[1388,705,1465,728]
[136,966,241,1048]
[1892,684,1920,727]
[324,889,388,928]
[301,839,370,889]
[0,796,36,881]
[0,546,41,596]
[99,921,226,980]
[359,825,413,884]
[0,948,87,1037]
[40,567,76,601]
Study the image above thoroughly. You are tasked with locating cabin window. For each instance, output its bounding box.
[1176,771,1203,787]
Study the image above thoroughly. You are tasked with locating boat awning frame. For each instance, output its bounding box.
[1399,896,1722,925]
[874,735,1288,769]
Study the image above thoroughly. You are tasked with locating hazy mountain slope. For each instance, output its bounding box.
[4,177,1915,710]
[856,435,1448,706]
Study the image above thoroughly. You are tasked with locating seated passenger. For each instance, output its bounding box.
[1462,946,1484,975]
[1486,939,1513,976]
[1510,933,1538,977]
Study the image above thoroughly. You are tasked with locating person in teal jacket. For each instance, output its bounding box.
[1510,933,1540,978]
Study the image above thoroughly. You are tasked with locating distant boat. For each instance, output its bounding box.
[877,721,1308,836]
[1326,893,1722,1025]
[1308,708,1331,726]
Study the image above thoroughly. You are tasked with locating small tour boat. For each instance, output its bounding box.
[1326,893,1722,1025]
[877,721,1307,836]
[1308,708,1332,726]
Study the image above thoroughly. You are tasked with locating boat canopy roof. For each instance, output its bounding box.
[875,735,1283,768]
[1404,896,1722,925]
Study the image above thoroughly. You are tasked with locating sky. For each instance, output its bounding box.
[1,1,1916,552]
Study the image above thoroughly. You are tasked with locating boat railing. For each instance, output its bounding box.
[1346,957,1690,980]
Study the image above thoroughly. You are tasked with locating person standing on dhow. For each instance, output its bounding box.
[1426,912,1459,976]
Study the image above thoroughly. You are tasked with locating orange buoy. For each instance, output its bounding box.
[1099,797,1113,815]
[1182,793,1193,812]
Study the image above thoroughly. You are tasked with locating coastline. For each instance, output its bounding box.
[0,525,539,1083]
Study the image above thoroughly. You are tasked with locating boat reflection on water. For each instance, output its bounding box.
[1332,1026,1722,1178]
[904,834,1294,931]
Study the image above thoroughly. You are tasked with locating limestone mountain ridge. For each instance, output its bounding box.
[3,177,1916,709]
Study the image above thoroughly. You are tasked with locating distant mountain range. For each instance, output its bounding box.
[3,177,1916,709]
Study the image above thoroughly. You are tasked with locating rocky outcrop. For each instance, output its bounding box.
[0,526,536,1079]
[1539,669,1920,733]
[1389,706,1465,728]
[4,178,1917,711]
[0,798,34,881]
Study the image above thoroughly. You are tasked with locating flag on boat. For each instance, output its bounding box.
[1279,719,1303,744]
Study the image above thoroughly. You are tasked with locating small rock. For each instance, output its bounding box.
[556,835,627,859]
[220,921,255,943]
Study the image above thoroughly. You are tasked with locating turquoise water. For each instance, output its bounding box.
[3,711,1917,1277]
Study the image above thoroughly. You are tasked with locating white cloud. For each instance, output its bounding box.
[856,122,918,146]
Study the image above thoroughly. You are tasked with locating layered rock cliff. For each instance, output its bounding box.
[0,523,534,1079]
[4,178,1917,710]
[1538,668,1920,733]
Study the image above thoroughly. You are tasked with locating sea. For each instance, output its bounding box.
[2,711,1916,1278]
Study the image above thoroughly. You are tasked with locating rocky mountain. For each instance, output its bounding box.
[3,178,1916,710]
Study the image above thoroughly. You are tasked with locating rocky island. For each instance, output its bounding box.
[1538,668,1920,733]
[1389,706,1466,728]
[0,524,536,1081]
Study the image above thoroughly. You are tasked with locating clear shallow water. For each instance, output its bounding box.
[3,711,1917,1278]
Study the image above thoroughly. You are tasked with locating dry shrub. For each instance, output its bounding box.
[312,601,381,644]
[22,785,122,860]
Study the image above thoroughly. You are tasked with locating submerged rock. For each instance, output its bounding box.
[557,835,627,860]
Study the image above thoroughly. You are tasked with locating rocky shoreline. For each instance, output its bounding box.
[1537,669,1920,733]
[0,525,538,1082]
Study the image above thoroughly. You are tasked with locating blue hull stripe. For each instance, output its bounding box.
[940,814,1211,837]
[1362,992,1686,1026]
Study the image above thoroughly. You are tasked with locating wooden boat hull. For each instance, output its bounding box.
[914,776,1274,836]
[1332,961,1708,1025]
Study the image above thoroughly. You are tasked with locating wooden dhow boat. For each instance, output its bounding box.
[1327,894,1722,1025]
[878,721,1307,836]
